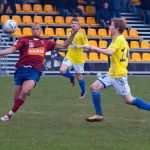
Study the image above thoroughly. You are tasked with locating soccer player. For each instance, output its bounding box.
[0,23,79,121]
[77,18,150,122]
[60,17,89,99]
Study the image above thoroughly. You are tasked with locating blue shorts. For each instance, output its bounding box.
[14,67,42,85]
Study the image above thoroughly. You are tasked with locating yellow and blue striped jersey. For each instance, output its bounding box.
[108,35,130,78]
[66,30,89,64]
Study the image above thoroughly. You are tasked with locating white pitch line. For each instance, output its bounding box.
[20,109,150,123]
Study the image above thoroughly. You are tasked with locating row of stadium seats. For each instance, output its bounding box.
[11,26,140,39]
[58,52,150,62]
[57,39,150,49]
[88,40,150,49]
[0,4,95,15]
[0,15,98,25]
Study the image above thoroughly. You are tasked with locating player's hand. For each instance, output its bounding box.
[51,55,55,58]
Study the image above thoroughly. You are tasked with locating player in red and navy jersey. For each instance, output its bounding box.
[0,23,79,121]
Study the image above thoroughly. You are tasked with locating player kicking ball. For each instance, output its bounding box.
[0,23,79,121]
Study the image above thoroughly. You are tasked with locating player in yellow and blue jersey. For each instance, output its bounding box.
[60,17,89,99]
[76,18,150,122]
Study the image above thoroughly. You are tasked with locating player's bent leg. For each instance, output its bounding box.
[60,63,75,87]
[122,93,150,111]
[86,80,104,122]
[0,80,35,122]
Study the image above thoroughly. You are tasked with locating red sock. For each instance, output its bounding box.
[12,98,24,113]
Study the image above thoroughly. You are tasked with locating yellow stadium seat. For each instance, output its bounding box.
[44,4,53,13]
[66,16,73,24]
[23,4,32,12]
[131,52,141,61]
[89,52,99,61]
[79,28,86,34]
[23,27,32,36]
[33,4,43,12]
[58,52,66,57]
[129,29,139,38]
[12,15,22,24]
[99,40,107,48]
[141,41,149,48]
[44,16,54,24]
[44,28,55,36]
[89,40,98,47]
[55,28,66,36]
[12,27,22,36]
[131,0,141,4]
[77,16,86,25]
[3,6,11,12]
[22,15,32,24]
[85,6,95,14]
[15,4,22,12]
[142,53,150,61]
[56,40,65,44]
[98,29,107,37]
[100,53,108,61]
[77,5,85,14]
[66,28,72,34]
[1,15,10,23]
[33,16,43,24]
[55,16,65,24]
[130,41,140,49]
[108,29,111,37]
[87,28,97,37]
[83,52,89,61]
[86,17,97,25]
[122,29,129,37]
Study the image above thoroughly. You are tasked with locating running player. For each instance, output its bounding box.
[60,17,89,99]
[76,18,150,122]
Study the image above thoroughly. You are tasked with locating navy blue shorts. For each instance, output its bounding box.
[14,67,42,85]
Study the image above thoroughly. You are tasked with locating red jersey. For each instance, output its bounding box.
[14,36,56,70]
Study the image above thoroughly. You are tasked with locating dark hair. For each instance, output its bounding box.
[70,17,79,23]
[112,18,126,33]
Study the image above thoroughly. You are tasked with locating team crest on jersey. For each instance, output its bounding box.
[41,40,44,44]
[29,40,34,48]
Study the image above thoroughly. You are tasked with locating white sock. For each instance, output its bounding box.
[8,110,14,116]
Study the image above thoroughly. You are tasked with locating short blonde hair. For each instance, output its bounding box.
[112,18,127,34]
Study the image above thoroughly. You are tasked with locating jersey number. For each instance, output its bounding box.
[120,48,128,62]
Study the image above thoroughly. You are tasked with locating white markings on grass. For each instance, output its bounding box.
[20,109,150,123]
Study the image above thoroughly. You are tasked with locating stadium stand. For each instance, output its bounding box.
[0,0,150,75]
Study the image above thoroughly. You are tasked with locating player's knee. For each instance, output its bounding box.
[124,98,134,105]
[60,69,65,75]
[122,94,134,105]
[22,89,30,96]
[90,84,96,92]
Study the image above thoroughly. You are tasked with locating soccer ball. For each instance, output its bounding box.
[3,19,18,33]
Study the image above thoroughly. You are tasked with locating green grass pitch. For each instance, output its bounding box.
[0,76,150,150]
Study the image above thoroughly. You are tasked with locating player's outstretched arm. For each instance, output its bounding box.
[0,46,17,56]
[54,25,80,50]
[74,44,89,49]
[88,46,114,56]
